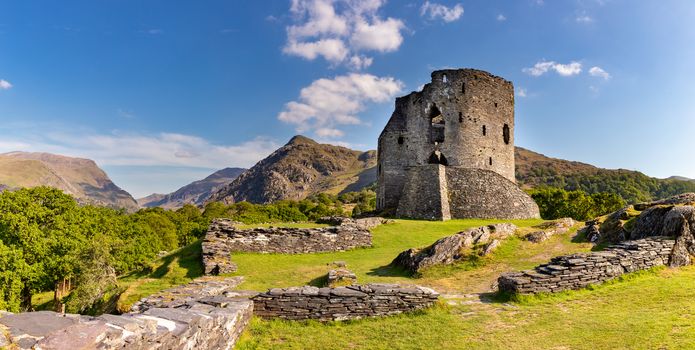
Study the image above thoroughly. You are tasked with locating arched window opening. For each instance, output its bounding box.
[397,136,404,145]
[503,124,510,145]
[428,151,448,166]
[482,125,487,136]
[429,104,444,125]
[442,74,448,83]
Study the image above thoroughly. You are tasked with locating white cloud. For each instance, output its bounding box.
[576,15,593,23]
[523,60,582,77]
[0,79,12,90]
[517,87,527,97]
[589,66,611,80]
[496,14,507,21]
[283,0,406,69]
[420,1,464,22]
[278,73,403,138]
[0,130,279,169]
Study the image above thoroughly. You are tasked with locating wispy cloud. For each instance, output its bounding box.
[575,15,593,23]
[523,60,583,77]
[496,14,507,21]
[517,87,527,97]
[0,129,279,169]
[0,79,12,90]
[589,66,611,80]
[278,73,403,139]
[420,1,464,23]
[282,0,406,70]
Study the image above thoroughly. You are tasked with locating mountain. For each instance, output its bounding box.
[514,147,695,203]
[138,167,246,209]
[667,176,694,182]
[0,152,139,210]
[208,135,377,204]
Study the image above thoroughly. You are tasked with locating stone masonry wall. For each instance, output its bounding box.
[498,237,675,294]
[396,164,451,220]
[0,277,253,350]
[203,218,373,275]
[252,284,439,321]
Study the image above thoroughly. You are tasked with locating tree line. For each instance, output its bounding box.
[0,187,376,313]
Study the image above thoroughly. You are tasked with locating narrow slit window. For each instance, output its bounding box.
[489,157,493,166]
[397,136,404,144]
[461,82,466,94]
[483,125,487,136]
[503,124,510,145]
[442,74,448,83]
[458,112,463,123]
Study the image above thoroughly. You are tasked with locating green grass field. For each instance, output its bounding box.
[113,218,695,349]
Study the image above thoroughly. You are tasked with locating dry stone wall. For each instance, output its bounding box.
[498,237,675,294]
[252,284,439,321]
[0,277,253,350]
[203,218,373,275]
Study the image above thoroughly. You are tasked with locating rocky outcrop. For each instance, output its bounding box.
[524,218,576,243]
[0,277,254,350]
[392,223,518,273]
[208,136,377,204]
[498,237,675,294]
[252,284,439,321]
[202,219,373,275]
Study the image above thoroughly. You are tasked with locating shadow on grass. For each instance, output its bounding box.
[123,240,204,280]
[307,274,329,287]
[367,264,413,278]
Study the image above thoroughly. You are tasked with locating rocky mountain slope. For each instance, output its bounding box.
[207,136,377,204]
[138,167,246,209]
[0,152,138,210]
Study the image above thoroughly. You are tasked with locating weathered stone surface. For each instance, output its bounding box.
[376,68,540,220]
[0,297,253,350]
[317,216,394,229]
[524,218,576,243]
[327,268,357,287]
[253,284,439,321]
[203,218,374,275]
[130,276,248,312]
[498,237,675,294]
[392,223,518,273]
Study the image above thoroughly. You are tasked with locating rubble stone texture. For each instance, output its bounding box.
[252,284,439,321]
[377,68,540,220]
[327,268,357,287]
[0,277,253,350]
[203,218,374,276]
[498,237,675,294]
[392,223,518,273]
[524,218,576,243]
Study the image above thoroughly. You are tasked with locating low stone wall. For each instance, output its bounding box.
[203,218,373,275]
[0,277,254,350]
[317,216,393,230]
[498,237,675,294]
[252,284,439,321]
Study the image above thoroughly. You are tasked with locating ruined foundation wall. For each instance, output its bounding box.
[498,237,675,294]
[203,219,372,275]
[446,168,540,219]
[252,284,439,321]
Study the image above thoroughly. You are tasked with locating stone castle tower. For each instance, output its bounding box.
[376,68,540,220]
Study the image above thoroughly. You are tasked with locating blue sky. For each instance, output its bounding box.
[1,0,694,198]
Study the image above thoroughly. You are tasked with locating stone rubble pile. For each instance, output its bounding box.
[130,276,251,312]
[392,223,518,273]
[317,216,394,230]
[252,284,439,321]
[327,268,357,287]
[524,218,576,243]
[498,237,675,294]
[203,218,374,276]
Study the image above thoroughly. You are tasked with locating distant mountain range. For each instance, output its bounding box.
[137,167,246,209]
[0,151,139,210]
[2,137,694,210]
[207,135,377,204]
